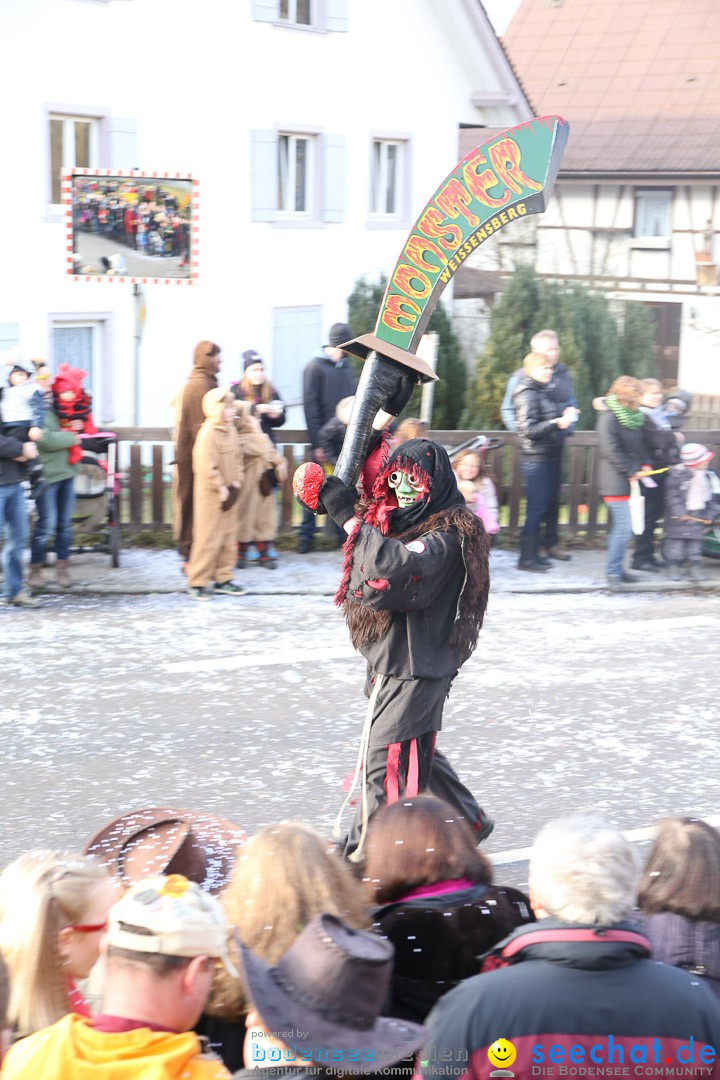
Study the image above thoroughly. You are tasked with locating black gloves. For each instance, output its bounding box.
[320,475,358,527]
[384,371,418,416]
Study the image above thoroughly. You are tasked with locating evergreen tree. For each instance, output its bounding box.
[346,275,466,428]
[620,302,658,380]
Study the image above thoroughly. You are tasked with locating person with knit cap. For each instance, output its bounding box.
[232,350,286,568]
[172,342,222,569]
[663,443,719,582]
[313,437,494,862]
[596,376,653,590]
[298,323,357,554]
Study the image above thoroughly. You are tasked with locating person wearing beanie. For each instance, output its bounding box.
[298,323,357,554]
[171,341,222,569]
[232,351,287,569]
[511,351,577,572]
[631,378,681,573]
[663,443,719,582]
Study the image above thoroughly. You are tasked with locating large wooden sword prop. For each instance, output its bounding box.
[294,115,569,509]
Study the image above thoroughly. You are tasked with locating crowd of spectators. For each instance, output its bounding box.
[72,178,190,262]
[0,806,718,1077]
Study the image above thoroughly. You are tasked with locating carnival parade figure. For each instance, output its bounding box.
[301,437,494,861]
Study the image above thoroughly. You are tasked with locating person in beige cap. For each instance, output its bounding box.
[1,874,233,1079]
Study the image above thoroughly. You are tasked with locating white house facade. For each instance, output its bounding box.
[0,0,531,429]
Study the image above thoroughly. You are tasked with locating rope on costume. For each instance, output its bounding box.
[333,674,384,860]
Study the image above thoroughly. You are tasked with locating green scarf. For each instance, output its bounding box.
[606,395,646,429]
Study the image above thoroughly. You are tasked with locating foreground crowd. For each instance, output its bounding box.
[0,807,718,1078]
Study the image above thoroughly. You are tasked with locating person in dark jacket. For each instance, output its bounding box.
[632,378,681,572]
[501,329,576,559]
[298,323,357,553]
[638,816,720,1001]
[317,438,493,862]
[420,814,720,1080]
[596,376,652,589]
[364,796,534,1024]
[512,351,576,572]
[0,429,39,607]
[663,442,719,581]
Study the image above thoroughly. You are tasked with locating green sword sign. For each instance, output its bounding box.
[377,114,569,352]
[297,115,569,499]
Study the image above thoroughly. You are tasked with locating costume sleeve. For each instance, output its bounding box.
[345,525,460,612]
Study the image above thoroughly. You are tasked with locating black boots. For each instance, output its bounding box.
[518,537,549,573]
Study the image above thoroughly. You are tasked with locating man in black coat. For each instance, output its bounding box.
[420,815,720,1080]
[298,323,357,553]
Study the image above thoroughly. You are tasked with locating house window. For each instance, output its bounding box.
[278,134,314,214]
[634,190,673,239]
[49,114,100,204]
[371,140,405,216]
[279,0,313,25]
[51,321,110,422]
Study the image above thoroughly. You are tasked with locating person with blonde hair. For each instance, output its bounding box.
[0,851,115,1039]
[511,351,576,571]
[198,822,369,1072]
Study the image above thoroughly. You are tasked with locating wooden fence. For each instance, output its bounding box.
[111,426,720,541]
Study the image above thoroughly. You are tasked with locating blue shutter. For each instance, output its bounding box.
[251,130,278,222]
[322,134,345,224]
[324,0,348,32]
[251,0,277,21]
[106,117,138,170]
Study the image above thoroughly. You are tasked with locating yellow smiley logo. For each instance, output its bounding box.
[488,1039,517,1069]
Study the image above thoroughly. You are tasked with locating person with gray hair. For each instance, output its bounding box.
[420,814,720,1080]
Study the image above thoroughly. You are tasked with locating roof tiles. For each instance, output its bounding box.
[501,0,720,172]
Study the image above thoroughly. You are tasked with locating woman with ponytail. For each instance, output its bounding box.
[0,852,114,1040]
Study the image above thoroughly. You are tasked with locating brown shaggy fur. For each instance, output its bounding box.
[342,506,490,666]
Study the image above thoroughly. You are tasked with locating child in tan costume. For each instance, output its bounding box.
[186,389,245,600]
[235,411,288,569]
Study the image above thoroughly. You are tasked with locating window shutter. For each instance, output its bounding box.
[251,0,277,21]
[106,117,138,170]
[322,134,345,224]
[324,0,348,32]
[251,130,278,222]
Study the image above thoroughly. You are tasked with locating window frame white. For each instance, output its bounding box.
[277,132,315,216]
[48,111,102,208]
[278,0,315,26]
[368,134,412,229]
[48,313,114,425]
[633,188,674,244]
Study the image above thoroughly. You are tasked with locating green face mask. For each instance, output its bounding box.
[389,468,425,508]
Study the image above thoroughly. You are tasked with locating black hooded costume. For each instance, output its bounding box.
[322,439,493,860]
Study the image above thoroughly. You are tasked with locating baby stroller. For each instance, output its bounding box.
[447,433,505,461]
[72,432,121,567]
